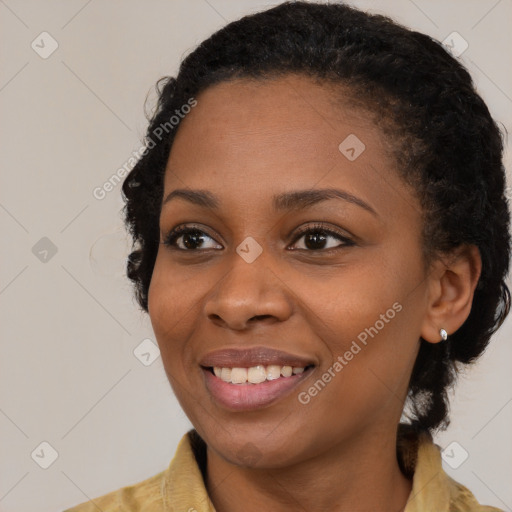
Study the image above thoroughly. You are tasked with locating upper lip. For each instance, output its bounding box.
[199,346,316,368]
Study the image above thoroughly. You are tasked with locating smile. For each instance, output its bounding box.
[209,364,312,383]
[201,364,315,411]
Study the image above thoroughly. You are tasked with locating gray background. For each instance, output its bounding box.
[0,1,511,511]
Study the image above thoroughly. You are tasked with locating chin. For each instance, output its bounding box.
[201,422,309,468]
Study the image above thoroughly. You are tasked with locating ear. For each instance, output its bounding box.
[420,244,482,344]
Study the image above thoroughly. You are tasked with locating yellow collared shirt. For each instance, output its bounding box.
[64,427,502,512]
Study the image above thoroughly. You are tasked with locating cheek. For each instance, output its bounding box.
[298,252,423,420]
[147,254,195,363]
[147,251,229,372]
[299,255,409,347]
[147,254,208,420]
[307,279,412,382]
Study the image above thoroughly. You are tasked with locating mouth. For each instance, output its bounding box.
[200,363,316,411]
[203,364,315,383]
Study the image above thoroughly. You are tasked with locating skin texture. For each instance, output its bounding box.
[148,74,482,512]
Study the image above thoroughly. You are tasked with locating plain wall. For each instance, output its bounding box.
[0,1,510,511]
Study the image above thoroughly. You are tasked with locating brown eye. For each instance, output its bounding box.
[163,226,222,251]
[290,224,355,252]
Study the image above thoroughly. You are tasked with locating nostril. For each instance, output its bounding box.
[249,315,273,322]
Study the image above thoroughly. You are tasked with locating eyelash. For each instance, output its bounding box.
[162,222,355,253]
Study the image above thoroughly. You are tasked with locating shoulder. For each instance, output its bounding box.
[63,430,203,512]
[445,473,504,512]
[398,424,504,512]
[63,469,166,512]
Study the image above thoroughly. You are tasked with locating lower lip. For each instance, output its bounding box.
[202,367,314,411]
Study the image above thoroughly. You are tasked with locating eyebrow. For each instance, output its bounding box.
[162,188,378,217]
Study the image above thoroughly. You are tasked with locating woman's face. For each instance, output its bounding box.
[148,74,431,467]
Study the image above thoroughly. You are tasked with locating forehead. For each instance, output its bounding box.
[163,74,415,222]
[169,74,378,162]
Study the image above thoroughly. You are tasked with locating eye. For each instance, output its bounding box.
[162,225,222,251]
[289,223,355,252]
[162,222,355,253]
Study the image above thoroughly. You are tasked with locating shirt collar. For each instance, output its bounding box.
[398,425,451,511]
[162,424,479,512]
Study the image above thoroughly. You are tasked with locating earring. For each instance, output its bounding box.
[440,328,448,341]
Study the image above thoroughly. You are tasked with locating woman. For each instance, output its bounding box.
[65,1,510,511]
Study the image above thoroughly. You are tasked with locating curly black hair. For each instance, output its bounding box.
[121,1,511,434]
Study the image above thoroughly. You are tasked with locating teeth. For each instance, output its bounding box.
[247,365,267,384]
[231,367,248,384]
[212,364,309,384]
[220,367,232,382]
[266,365,281,381]
[281,366,292,377]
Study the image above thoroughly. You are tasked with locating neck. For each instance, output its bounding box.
[205,424,413,512]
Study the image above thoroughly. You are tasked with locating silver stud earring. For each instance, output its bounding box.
[440,328,448,341]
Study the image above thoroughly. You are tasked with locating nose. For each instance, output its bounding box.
[203,249,293,331]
